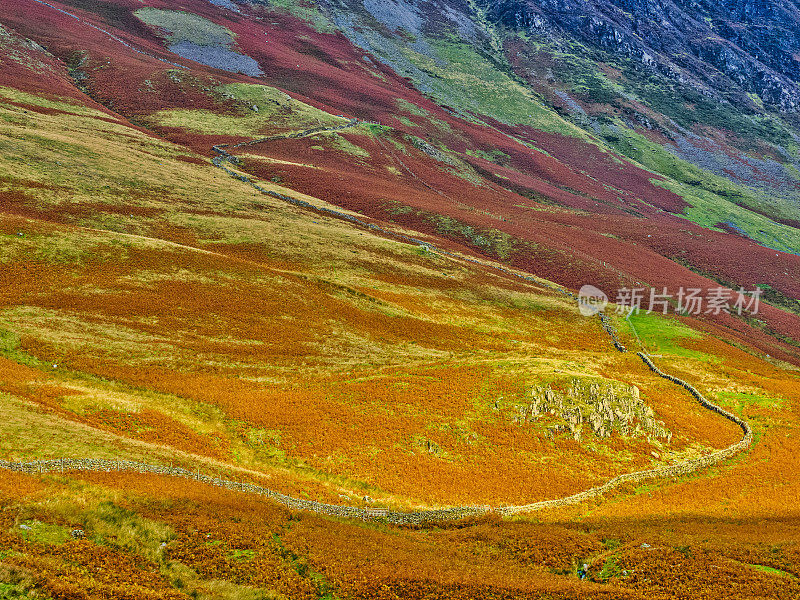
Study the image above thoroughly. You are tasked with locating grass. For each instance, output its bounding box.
[624,67,795,149]
[0,86,107,117]
[657,179,800,255]
[394,116,418,128]
[0,581,47,600]
[747,564,797,579]
[321,132,370,158]
[1,80,797,511]
[624,311,710,360]
[516,39,800,235]
[193,579,286,600]
[715,391,786,414]
[83,501,174,563]
[15,520,71,545]
[0,330,20,354]
[536,36,798,152]
[134,8,234,46]
[150,82,347,136]
[262,0,335,33]
[427,214,516,261]
[2,14,800,598]
[596,556,623,582]
[400,37,590,137]
[598,121,800,253]
[395,98,430,118]
[2,478,291,598]
[227,549,256,562]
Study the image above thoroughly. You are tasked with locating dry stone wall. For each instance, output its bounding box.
[498,352,753,515]
[206,121,752,519]
[0,458,488,525]
[0,351,752,522]
[0,124,752,525]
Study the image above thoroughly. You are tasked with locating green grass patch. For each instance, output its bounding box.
[400,37,588,137]
[747,564,797,578]
[227,549,256,562]
[716,391,786,413]
[0,86,107,118]
[261,0,335,33]
[625,312,709,360]
[623,68,794,149]
[394,115,418,128]
[428,214,515,261]
[0,582,47,600]
[466,148,511,165]
[0,329,20,354]
[150,83,346,136]
[396,98,431,118]
[134,8,234,46]
[601,122,798,230]
[15,520,71,545]
[323,132,370,158]
[596,556,622,582]
[656,179,800,255]
[602,538,621,551]
[598,121,800,251]
[81,502,174,563]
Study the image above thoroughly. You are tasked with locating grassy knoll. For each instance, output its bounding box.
[148,82,348,136]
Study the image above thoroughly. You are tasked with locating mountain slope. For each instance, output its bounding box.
[1,1,800,598]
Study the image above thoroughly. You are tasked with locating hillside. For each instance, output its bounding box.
[0,1,799,598]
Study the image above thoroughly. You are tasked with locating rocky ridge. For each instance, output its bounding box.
[483,0,800,112]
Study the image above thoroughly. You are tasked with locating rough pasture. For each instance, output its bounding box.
[2,84,778,508]
[7,0,797,366]
[212,124,800,362]
[0,5,797,600]
[3,468,800,599]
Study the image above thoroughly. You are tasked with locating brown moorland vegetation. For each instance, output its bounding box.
[0,2,799,597]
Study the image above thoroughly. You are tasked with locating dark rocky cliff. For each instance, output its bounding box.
[483,0,800,111]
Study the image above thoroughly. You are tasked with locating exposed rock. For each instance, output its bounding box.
[482,0,800,112]
[408,135,457,165]
[520,378,671,443]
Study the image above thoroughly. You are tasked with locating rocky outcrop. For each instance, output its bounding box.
[482,0,800,111]
[500,352,753,515]
[517,378,671,442]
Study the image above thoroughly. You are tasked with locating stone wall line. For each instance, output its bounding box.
[0,357,753,523]
[0,457,489,526]
[497,352,752,515]
[28,0,188,70]
[205,111,753,519]
[0,126,752,525]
